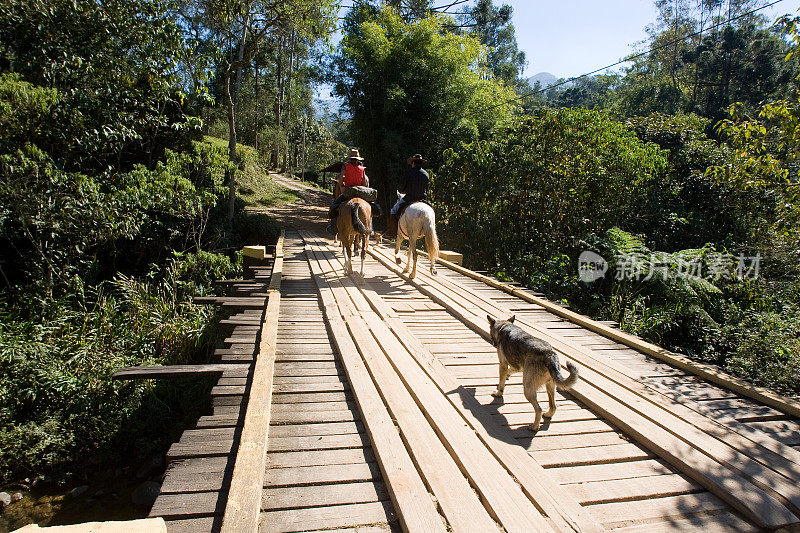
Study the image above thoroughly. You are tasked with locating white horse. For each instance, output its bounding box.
[395,199,439,278]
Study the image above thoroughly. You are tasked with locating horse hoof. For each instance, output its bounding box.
[395,256,402,265]
[431,268,437,276]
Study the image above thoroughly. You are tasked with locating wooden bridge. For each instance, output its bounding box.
[127,229,800,532]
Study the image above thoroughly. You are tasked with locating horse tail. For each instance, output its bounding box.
[424,213,439,262]
[351,201,369,237]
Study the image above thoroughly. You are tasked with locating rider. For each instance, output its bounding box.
[327,148,382,234]
[386,154,429,238]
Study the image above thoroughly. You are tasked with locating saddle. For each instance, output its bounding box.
[397,198,431,219]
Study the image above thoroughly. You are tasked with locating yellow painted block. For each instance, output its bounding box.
[242,245,266,260]
[439,250,463,265]
[16,518,167,532]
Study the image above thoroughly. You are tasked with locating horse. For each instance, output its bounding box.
[395,199,439,278]
[338,198,372,276]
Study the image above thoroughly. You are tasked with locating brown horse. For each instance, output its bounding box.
[337,198,371,275]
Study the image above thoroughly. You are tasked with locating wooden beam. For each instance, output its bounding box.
[367,244,800,529]
[193,296,267,308]
[304,237,560,532]
[301,236,454,533]
[221,230,283,533]
[112,364,250,380]
[400,243,800,419]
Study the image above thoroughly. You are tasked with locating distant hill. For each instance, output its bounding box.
[526,72,558,88]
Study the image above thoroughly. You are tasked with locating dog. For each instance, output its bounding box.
[487,315,579,431]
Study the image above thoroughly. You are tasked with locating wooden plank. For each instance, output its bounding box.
[367,244,799,529]
[268,421,363,438]
[301,236,447,533]
[193,296,267,308]
[112,364,249,380]
[568,474,701,505]
[408,244,800,419]
[261,481,388,510]
[263,462,382,488]
[306,239,588,530]
[259,501,396,533]
[267,445,375,469]
[588,492,727,527]
[221,230,283,533]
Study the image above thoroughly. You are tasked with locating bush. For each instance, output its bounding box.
[435,108,667,273]
[0,252,238,481]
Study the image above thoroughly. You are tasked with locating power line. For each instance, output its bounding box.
[471,0,787,115]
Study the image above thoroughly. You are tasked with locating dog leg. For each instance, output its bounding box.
[524,381,542,432]
[544,380,557,419]
[491,362,510,397]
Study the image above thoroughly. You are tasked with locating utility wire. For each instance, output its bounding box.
[470,0,787,115]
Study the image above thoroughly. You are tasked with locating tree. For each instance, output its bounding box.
[460,0,526,90]
[175,0,336,221]
[330,5,517,210]
[608,0,796,119]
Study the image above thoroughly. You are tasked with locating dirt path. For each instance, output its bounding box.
[248,173,332,234]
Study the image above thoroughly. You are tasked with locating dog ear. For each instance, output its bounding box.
[487,315,495,326]
[509,315,516,323]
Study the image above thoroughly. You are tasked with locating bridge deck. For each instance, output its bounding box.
[151,229,800,532]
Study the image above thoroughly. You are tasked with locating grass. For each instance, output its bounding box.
[202,136,299,208]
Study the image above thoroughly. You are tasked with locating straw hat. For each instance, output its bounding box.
[347,148,364,161]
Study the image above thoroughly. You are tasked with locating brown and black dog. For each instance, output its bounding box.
[488,315,579,431]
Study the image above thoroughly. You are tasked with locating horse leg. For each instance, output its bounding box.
[426,230,438,276]
[341,233,351,275]
[395,227,403,265]
[407,231,419,278]
[403,235,412,274]
[353,234,359,257]
[360,230,367,276]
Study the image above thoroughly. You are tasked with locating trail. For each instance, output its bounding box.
[247,173,332,234]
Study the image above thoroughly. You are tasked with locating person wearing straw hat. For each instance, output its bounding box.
[386,153,429,238]
[327,148,381,234]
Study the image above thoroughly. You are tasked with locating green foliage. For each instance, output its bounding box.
[627,113,771,249]
[435,108,667,272]
[721,309,800,396]
[0,135,229,290]
[332,5,517,208]
[606,4,798,121]
[0,251,239,480]
[460,0,527,91]
[0,0,198,171]
[582,228,724,356]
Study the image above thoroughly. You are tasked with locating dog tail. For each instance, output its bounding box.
[351,201,369,237]
[549,358,579,390]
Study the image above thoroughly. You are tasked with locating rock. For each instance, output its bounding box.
[136,455,164,479]
[68,485,89,499]
[0,491,11,507]
[12,492,24,501]
[131,481,161,508]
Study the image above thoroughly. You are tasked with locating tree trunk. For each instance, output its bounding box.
[281,30,296,174]
[227,16,249,223]
[273,35,284,168]
[226,67,238,223]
